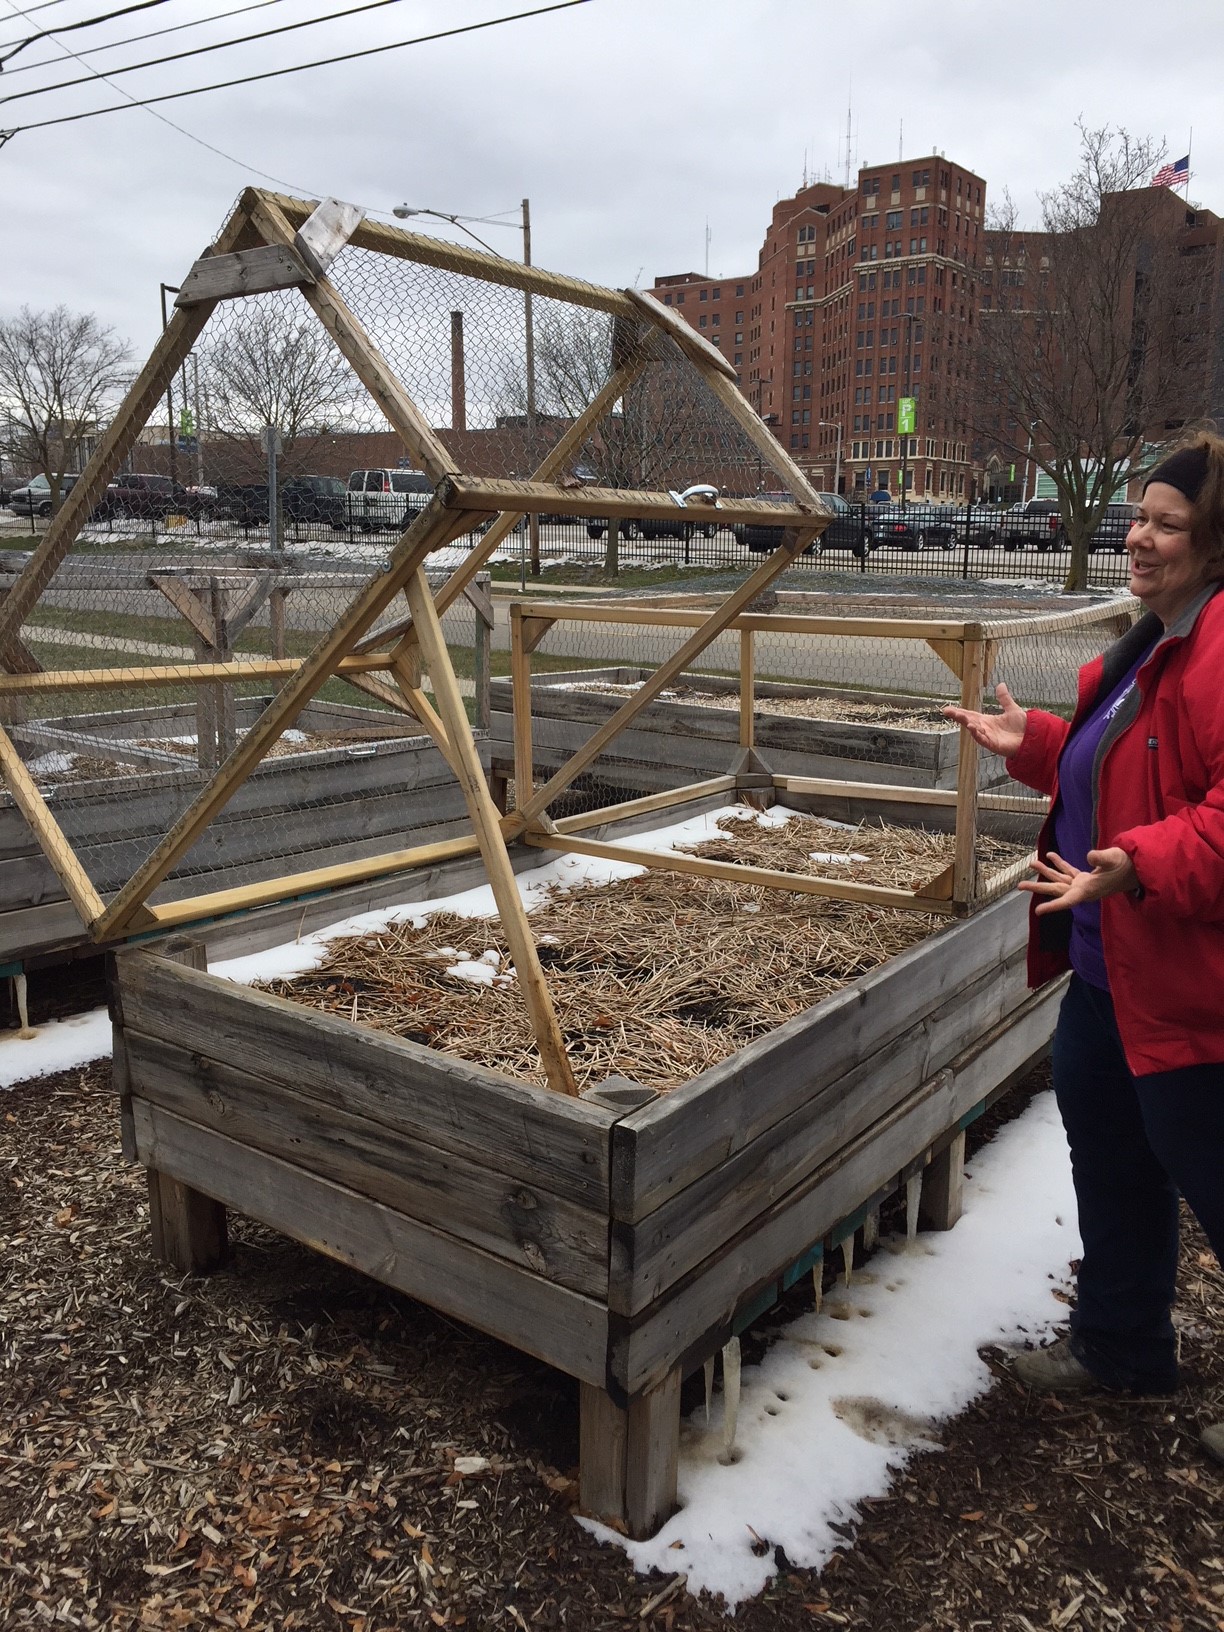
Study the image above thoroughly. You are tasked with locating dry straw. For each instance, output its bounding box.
[265,813,1028,1092]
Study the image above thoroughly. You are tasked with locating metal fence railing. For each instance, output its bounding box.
[0,498,1133,587]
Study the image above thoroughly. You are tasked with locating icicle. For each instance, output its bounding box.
[703,1355,715,1425]
[906,1172,923,1244]
[14,973,34,1039]
[862,1209,879,1251]
[719,1336,741,1463]
[840,1236,854,1288]
[812,1264,824,1315]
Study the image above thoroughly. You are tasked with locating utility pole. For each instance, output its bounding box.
[523,198,540,577]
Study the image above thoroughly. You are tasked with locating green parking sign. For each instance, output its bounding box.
[896,397,915,435]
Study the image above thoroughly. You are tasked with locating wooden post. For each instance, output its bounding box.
[510,605,534,807]
[919,1130,966,1231]
[147,1171,229,1274]
[269,587,288,661]
[952,635,987,908]
[579,1371,681,1539]
[136,935,229,1273]
[405,569,577,1097]
[464,573,494,732]
[0,720,106,926]
[739,628,755,750]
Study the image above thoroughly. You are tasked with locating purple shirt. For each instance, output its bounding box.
[1052,654,1149,990]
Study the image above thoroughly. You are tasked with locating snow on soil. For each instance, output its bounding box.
[0,804,1078,1607]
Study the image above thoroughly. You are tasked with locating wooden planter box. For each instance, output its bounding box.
[110,876,1061,1539]
[0,699,487,968]
[490,667,962,796]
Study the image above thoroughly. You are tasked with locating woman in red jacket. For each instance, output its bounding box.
[946,433,1224,1457]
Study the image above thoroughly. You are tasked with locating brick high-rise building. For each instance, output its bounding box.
[651,155,987,500]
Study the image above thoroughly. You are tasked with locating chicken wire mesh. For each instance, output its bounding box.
[0,193,821,937]
[500,591,1137,905]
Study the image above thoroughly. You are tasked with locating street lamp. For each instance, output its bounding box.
[819,420,843,495]
[392,200,538,574]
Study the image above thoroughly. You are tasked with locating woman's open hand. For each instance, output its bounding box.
[1019,848,1140,915]
[943,682,1027,758]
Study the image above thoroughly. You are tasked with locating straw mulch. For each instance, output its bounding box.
[567,681,949,732]
[264,814,1029,1093]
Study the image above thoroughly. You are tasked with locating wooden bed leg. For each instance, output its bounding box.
[920,1130,966,1231]
[580,1368,681,1539]
[147,1169,228,1273]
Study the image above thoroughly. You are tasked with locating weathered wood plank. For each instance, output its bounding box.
[611,892,1028,1224]
[624,1368,682,1538]
[918,1129,965,1230]
[114,953,615,1208]
[123,1029,608,1297]
[611,978,1064,1394]
[174,244,314,304]
[607,944,1030,1314]
[130,1099,609,1385]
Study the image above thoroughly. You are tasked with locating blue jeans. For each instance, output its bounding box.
[1052,974,1224,1393]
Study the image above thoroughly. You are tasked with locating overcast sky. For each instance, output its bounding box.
[2,0,1220,360]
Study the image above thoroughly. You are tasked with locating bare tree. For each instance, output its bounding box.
[972,123,1211,589]
[198,299,360,473]
[0,306,130,511]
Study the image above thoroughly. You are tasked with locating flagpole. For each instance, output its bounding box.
[1185,127,1193,195]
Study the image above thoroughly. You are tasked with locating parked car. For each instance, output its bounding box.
[215,475,348,530]
[960,506,1003,548]
[586,483,722,543]
[10,472,81,516]
[345,468,435,531]
[999,498,1066,551]
[734,491,869,557]
[867,503,959,551]
[1088,502,1137,553]
[93,473,210,522]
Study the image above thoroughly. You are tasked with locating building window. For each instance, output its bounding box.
[712,312,720,324]
[676,293,684,304]
[886,211,902,229]
[712,287,720,299]
[699,315,707,329]
[736,283,744,296]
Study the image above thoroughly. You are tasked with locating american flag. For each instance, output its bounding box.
[1151,155,1191,189]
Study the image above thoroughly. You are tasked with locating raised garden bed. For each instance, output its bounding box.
[0,698,485,967]
[490,666,965,798]
[110,805,1061,1540]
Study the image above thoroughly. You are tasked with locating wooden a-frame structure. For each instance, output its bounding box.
[0,188,836,1095]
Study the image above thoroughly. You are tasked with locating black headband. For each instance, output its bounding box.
[1144,444,1210,503]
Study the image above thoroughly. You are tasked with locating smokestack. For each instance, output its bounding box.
[450,310,466,433]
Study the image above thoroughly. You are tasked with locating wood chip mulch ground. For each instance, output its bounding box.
[4,1056,1224,1631]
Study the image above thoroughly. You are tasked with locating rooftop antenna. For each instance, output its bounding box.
[802,147,808,188]
[704,219,711,277]
[844,83,853,188]
[898,118,903,161]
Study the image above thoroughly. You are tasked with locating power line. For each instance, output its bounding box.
[1,0,591,132]
[0,0,319,189]
[0,0,166,67]
[1,0,416,103]
[0,0,292,76]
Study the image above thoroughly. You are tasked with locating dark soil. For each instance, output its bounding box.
[2,1059,1222,1631]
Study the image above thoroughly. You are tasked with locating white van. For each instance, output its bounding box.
[345,468,434,532]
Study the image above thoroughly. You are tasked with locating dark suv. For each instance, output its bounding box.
[1088,503,1137,553]
[215,475,348,529]
[94,473,210,522]
[735,492,869,558]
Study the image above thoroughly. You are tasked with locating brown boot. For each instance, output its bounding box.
[1010,1338,1101,1393]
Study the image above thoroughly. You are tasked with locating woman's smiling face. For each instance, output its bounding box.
[1127,482,1212,625]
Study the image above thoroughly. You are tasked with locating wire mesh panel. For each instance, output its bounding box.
[0,189,823,971]
[500,592,1137,910]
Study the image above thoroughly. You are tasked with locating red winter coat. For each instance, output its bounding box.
[1006,584,1224,1075]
